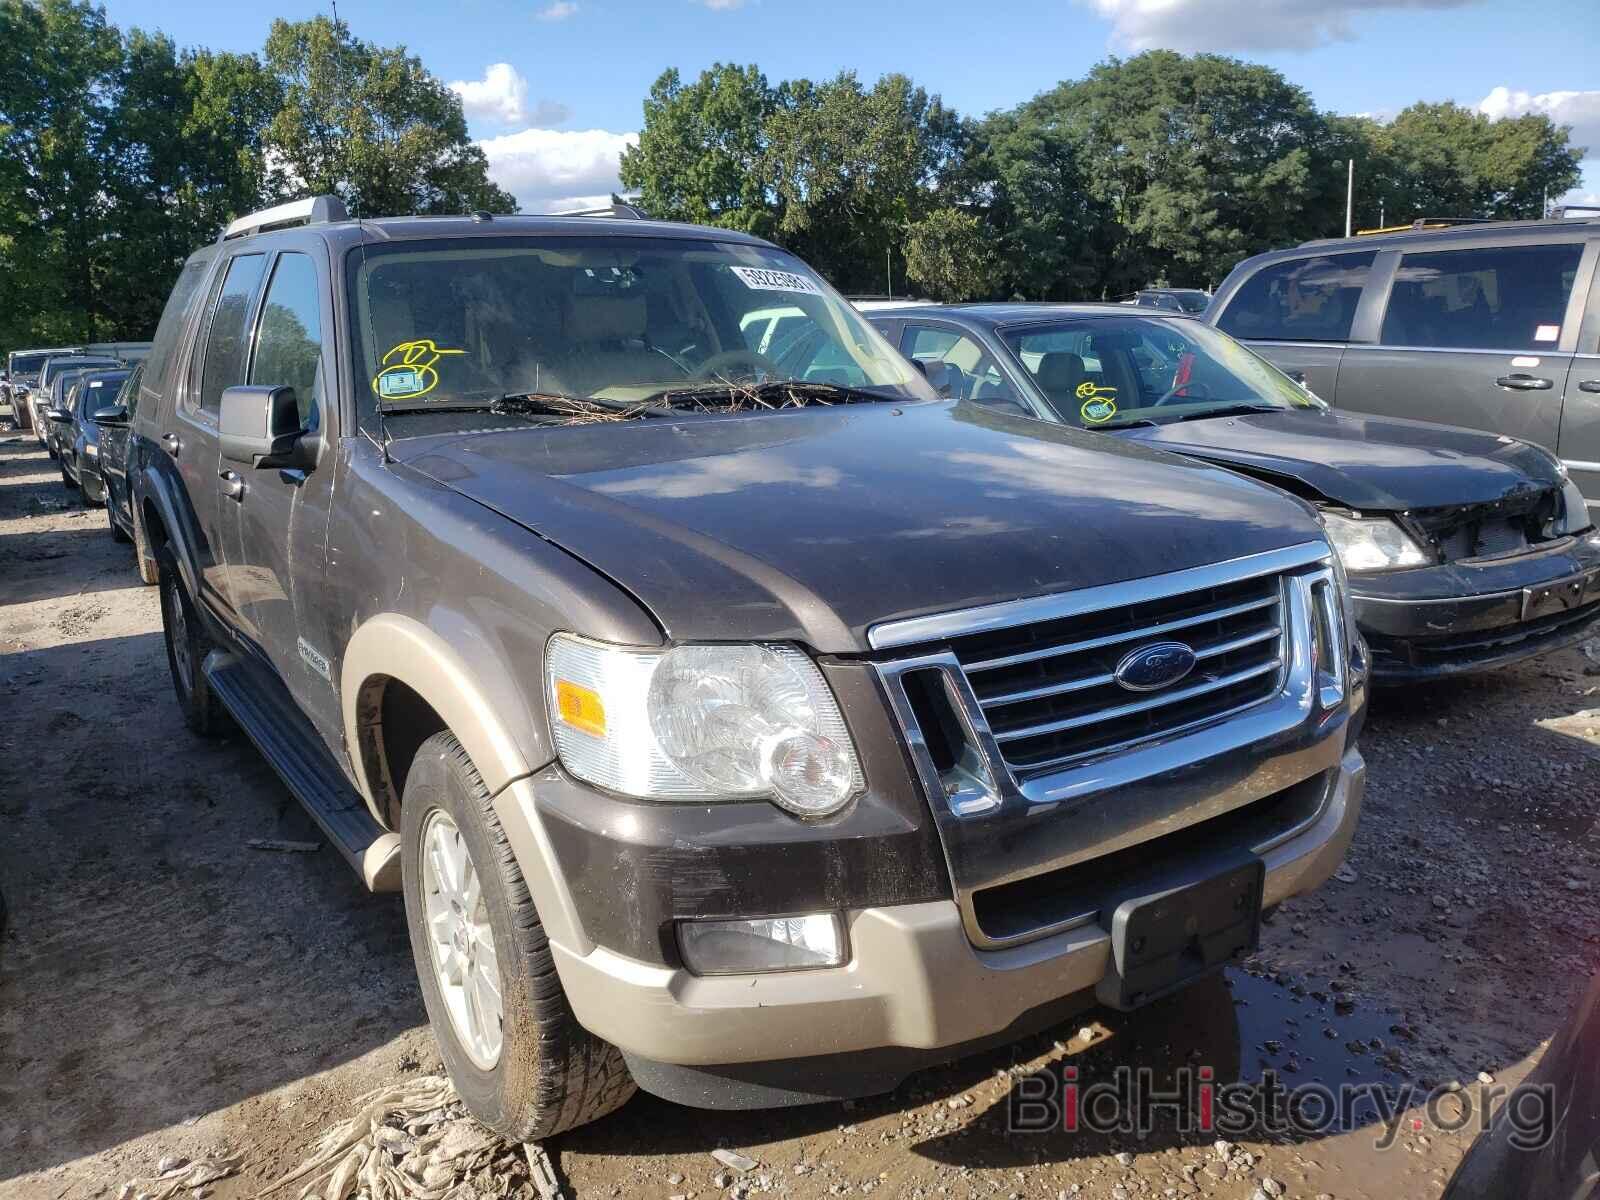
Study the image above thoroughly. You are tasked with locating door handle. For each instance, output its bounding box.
[219,469,244,500]
[1496,374,1553,391]
[161,432,180,456]
[1579,380,1600,394]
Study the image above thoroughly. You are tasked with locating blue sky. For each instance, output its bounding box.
[102,0,1600,213]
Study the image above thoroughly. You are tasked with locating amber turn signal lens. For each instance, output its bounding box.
[554,679,606,737]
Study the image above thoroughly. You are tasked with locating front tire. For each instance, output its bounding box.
[156,547,229,737]
[401,731,634,1139]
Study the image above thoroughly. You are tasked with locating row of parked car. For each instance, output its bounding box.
[1,197,1597,1157]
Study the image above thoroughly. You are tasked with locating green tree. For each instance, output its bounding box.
[904,208,1000,301]
[618,64,777,236]
[957,106,1109,300]
[97,33,282,336]
[1023,52,1326,293]
[263,16,514,218]
[763,71,963,291]
[0,0,122,344]
[1359,102,1581,224]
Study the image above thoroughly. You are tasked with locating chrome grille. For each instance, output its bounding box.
[937,571,1285,775]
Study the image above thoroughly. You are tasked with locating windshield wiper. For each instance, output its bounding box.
[380,393,676,421]
[640,379,902,411]
[1170,403,1283,423]
[1092,416,1160,430]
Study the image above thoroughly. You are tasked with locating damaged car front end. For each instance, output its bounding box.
[865,304,1600,683]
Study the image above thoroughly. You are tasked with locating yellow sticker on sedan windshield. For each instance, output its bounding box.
[372,339,466,399]
[1076,380,1118,424]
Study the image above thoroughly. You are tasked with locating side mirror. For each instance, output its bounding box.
[92,404,128,426]
[1286,370,1309,387]
[45,407,72,422]
[220,385,316,469]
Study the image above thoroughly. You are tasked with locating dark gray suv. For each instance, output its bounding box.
[128,196,1366,1138]
[1207,216,1600,521]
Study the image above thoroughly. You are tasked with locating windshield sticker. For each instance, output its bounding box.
[1076,380,1118,424]
[729,266,824,296]
[1534,324,1559,343]
[372,339,465,399]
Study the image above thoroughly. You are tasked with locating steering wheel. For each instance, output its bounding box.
[693,349,778,382]
[1153,380,1218,407]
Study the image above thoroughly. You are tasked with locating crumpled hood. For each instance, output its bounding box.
[1121,408,1563,511]
[398,400,1325,651]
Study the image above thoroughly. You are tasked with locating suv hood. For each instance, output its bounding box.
[399,401,1325,651]
[1120,409,1563,511]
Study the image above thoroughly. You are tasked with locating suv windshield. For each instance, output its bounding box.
[1000,316,1321,429]
[11,353,51,378]
[348,235,932,418]
[42,358,117,388]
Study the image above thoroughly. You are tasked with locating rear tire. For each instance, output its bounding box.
[156,546,229,737]
[401,731,634,1139]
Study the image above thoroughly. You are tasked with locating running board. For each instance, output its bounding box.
[204,651,401,892]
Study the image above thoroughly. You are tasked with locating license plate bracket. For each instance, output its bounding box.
[1520,567,1599,622]
[1094,854,1264,1012]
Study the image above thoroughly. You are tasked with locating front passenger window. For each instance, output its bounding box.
[903,326,1021,407]
[250,253,325,428]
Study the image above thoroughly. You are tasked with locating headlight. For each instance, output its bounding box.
[545,634,864,816]
[1549,478,1593,537]
[1320,510,1428,572]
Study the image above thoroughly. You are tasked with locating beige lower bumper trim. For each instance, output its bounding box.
[552,748,1366,1066]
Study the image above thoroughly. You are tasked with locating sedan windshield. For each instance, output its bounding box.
[999,316,1321,430]
[348,235,932,418]
[11,353,50,377]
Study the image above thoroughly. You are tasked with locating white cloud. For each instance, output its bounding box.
[700,0,747,8]
[1081,0,1472,52]
[1478,87,1600,160]
[448,64,570,128]
[476,127,639,213]
[537,1,578,18]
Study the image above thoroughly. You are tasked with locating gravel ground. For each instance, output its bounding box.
[3,422,1599,1200]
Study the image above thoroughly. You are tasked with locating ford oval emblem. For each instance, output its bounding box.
[1114,641,1198,692]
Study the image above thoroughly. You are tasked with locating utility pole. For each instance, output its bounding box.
[1379,200,1385,228]
[886,247,892,298]
[1344,159,1355,238]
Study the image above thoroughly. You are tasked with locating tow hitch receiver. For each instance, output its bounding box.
[1096,854,1264,1012]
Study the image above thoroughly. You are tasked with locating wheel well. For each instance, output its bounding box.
[354,676,448,828]
[141,499,168,548]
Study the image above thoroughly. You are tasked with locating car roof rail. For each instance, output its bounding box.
[554,194,648,220]
[221,195,350,241]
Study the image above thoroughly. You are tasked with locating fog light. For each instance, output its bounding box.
[678,913,845,975]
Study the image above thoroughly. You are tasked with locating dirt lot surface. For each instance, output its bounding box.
[4,424,1600,1200]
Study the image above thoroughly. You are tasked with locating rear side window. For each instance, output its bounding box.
[249,252,324,427]
[1379,242,1584,351]
[1216,251,1375,343]
[144,258,212,403]
[199,254,267,411]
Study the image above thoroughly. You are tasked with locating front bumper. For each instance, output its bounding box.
[1353,533,1600,680]
[541,749,1363,1105]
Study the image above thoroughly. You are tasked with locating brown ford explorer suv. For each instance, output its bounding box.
[129,196,1367,1138]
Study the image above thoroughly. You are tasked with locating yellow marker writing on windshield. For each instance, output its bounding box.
[373,339,466,399]
[1077,380,1118,424]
